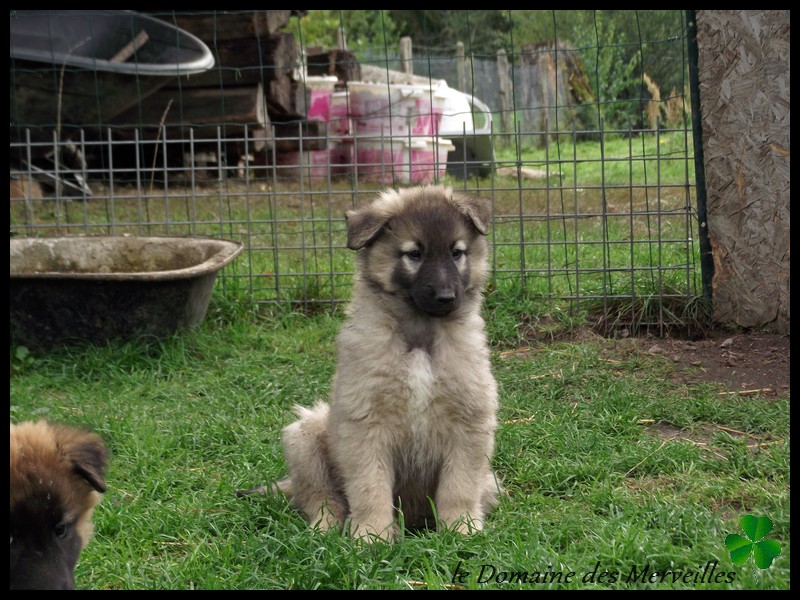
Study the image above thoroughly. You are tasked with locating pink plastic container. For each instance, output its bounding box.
[348,82,446,138]
[295,77,350,179]
[329,90,352,137]
[350,136,405,183]
[407,137,455,184]
[351,135,453,184]
[307,88,333,122]
[304,76,339,122]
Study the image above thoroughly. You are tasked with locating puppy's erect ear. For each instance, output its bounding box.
[450,191,491,236]
[56,425,109,494]
[345,206,390,250]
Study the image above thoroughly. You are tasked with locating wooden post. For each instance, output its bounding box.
[400,36,413,75]
[497,49,511,146]
[336,27,347,51]
[456,41,466,92]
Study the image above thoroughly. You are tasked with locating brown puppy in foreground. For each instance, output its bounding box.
[10,420,108,590]
[249,185,501,541]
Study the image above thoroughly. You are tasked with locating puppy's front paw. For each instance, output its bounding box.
[440,512,484,535]
[350,521,397,543]
[311,506,341,532]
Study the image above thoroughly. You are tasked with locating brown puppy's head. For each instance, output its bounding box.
[10,420,108,590]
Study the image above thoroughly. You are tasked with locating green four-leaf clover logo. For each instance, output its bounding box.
[725,515,781,569]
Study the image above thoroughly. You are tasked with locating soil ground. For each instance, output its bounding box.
[533,328,790,398]
[633,330,790,397]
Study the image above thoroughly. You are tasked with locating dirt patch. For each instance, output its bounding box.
[522,324,790,398]
[634,331,790,397]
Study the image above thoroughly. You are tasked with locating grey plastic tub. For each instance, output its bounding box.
[10,10,215,138]
[10,236,243,350]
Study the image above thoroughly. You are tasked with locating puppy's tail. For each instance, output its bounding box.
[236,402,329,500]
[235,478,291,498]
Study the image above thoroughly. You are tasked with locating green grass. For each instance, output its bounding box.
[9,294,789,590]
[494,129,695,188]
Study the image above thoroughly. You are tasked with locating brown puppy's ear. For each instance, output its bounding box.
[57,426,109,494]
[450,191,491,236]
[345,206,391,250]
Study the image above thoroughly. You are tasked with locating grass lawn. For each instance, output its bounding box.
[9,292,790,590]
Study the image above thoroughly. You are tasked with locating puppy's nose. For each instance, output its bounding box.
[436,292,456,305]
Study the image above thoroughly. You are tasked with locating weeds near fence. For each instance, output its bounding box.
[10,129,699,334]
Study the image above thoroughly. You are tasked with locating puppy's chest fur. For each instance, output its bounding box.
[393,347,445,494]
[391,336,470,445]
[404,347,438,432]
[337,318,485,430]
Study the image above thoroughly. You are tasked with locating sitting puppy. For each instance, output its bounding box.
[10,419,108,590]
[266,186,501,541]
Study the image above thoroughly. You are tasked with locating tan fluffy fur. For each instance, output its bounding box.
[276,185,500,541]
[10,419,108,589]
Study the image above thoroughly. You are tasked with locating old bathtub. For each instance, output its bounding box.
[10,235,243,350]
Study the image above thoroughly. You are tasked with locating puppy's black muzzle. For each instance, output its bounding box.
[411,260,463,317]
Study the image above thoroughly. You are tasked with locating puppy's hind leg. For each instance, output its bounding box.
[279,402,346,531]
[236,402,345,530]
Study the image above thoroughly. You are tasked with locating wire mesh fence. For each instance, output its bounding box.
[9,10,702,335]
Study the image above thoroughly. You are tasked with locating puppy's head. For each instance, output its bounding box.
[10,420,108,590]
[345,185,491,318]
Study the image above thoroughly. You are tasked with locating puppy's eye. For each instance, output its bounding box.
[406,250,422,261]
[54,523,70,539]
[452,249,464,260]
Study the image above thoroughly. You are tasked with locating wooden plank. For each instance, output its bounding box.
[176,32,300,89]
[152,11,297,40]
[695,10,790,333]
[399,37,413,75]
[306,50,362,82]
[496,50,511,141]
[456,41,466,92]
[266,75,305,120]
[273,121,328,151]
[110,84,270,138]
